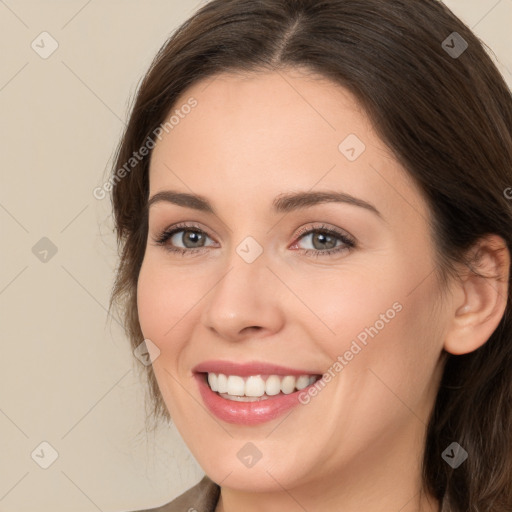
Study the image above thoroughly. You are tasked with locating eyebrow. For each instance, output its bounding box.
[147,190,382,218]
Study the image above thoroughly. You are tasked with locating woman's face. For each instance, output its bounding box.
[137,69,450,498]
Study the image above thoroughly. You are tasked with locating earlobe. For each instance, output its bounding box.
[444,234,510,356]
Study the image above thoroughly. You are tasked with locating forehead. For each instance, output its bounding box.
[156,69,373,159]
[148,69,428,224]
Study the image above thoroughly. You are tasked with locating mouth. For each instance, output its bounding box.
[192,361,322,425]
[206,372,319,401]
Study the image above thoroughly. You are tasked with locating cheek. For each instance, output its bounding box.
[308,257,444,406]
[136,260,167,341]
[136,257,201,414]
[289,260,406,353]
[137,258,190,368]
[136,256,200,353]
[343,274,445,422]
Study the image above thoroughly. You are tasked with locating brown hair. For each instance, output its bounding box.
[109,1,512,510]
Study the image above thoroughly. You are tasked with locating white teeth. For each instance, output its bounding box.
[206,372,318,398]
[265,375,281,396]
[226,375,245,396]
[245,375,266,397]
[280,375,296,394]
[208,373,218,392]
[217,373,228,393]
[296,375,310,390]
[219,393,269,402]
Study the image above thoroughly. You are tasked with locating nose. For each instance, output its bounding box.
[200,258,286,342]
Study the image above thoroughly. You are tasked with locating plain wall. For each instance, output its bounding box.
[0,1,510,510]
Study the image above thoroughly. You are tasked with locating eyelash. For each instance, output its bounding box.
[152,222,356,258]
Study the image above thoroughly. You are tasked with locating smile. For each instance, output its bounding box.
[193,361,322,425]
[207,373,318,401]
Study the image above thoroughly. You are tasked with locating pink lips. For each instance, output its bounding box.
[193,360,320,425]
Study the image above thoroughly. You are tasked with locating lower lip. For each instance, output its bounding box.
[195,374,309,425]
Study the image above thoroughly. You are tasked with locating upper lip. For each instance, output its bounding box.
[193,360,321,377]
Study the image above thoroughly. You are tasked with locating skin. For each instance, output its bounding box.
[136,68,509,512]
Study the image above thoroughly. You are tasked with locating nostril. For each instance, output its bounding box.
[240,326,263,335]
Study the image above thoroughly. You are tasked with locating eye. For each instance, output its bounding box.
[153,222,217,256]
[290,224,356,258]
[152,222,356,258]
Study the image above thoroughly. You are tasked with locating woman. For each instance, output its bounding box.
[109,0,512,510]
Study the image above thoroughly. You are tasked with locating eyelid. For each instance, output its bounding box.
[152,221,356,257]
[292,222,355,245]
[154,221,354,241]
[153,221,217,245]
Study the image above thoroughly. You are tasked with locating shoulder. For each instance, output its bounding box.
[128,475,220,512]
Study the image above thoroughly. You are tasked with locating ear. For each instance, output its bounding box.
[444,234,510,355]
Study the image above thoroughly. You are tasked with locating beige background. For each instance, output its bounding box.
[0,1,510,511]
